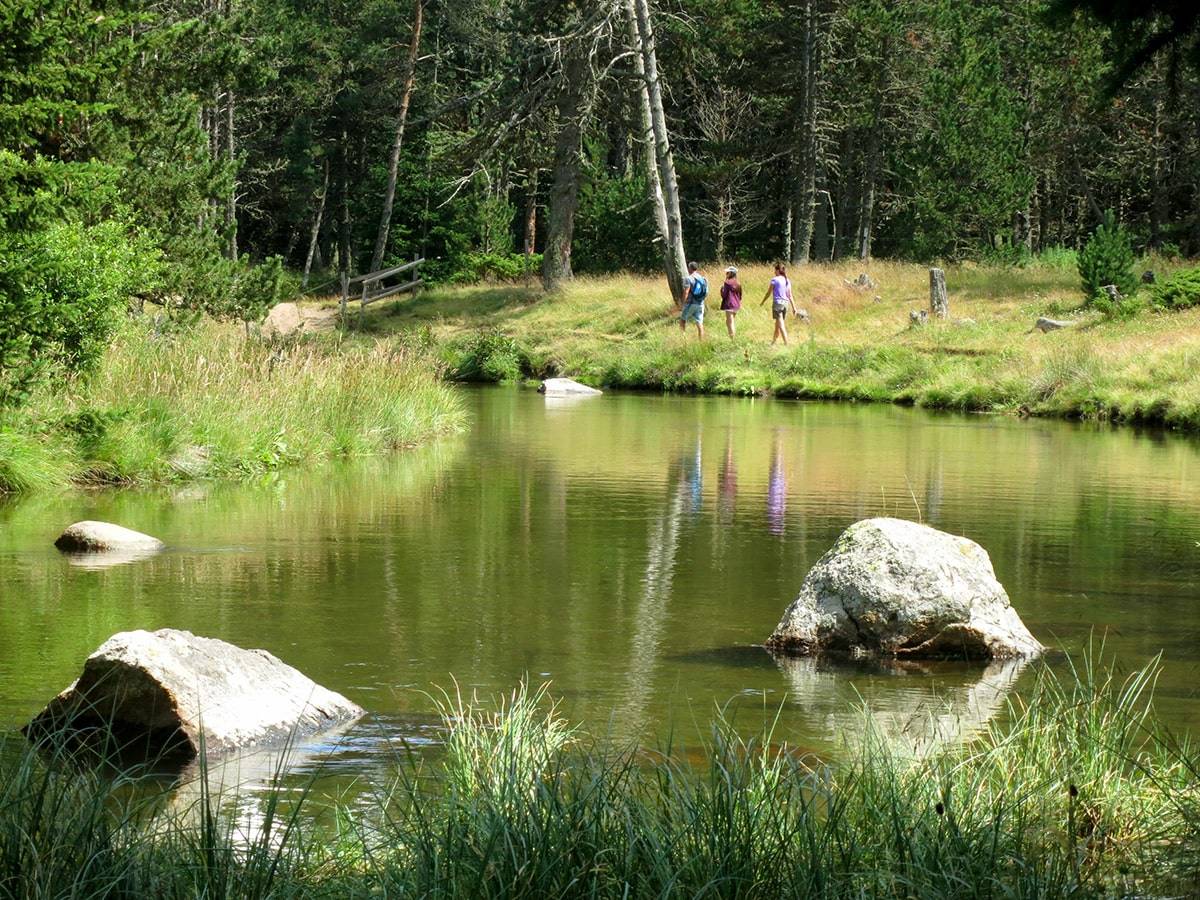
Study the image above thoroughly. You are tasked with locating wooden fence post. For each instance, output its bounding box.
[929,268,949,319]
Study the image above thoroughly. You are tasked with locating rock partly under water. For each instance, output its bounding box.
[26,629,364,758]
[55,521,165,554]
[539,377,602,396]
[766,518,1044,660]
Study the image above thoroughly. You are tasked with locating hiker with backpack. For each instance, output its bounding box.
[679,261,708,339]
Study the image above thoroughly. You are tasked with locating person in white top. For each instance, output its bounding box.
[760,262,800,345]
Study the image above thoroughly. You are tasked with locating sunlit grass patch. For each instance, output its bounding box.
[0,319,465,493]
[367,257,1200,429]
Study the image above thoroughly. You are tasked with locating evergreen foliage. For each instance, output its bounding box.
[1148,265,1200,310]
[1079,211,1138,301]
[0,0,1198,415]
[0,223,157,406]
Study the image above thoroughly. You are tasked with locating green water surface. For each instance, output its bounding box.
[2,387,1199,780]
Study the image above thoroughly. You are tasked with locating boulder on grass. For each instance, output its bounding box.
[1034,316,1072,333]
[261,302,304,338]
[26,629,364,758]
[55,521,164,554]
[766,518,1043,660]
[538,377,602,397]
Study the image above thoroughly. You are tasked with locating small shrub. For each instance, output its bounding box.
[1078,210,1137,302]
[447,331,529,382]
[1092,291,1145,320]
[1148,266,1200,311]
[0,221,159,405]
[449,252,541,285]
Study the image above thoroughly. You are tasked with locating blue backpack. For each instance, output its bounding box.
[689,274,708,304]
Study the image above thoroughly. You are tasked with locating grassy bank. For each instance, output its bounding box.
[360,258,1200,429]
[3,658,1199,897]
[0,320,464,493]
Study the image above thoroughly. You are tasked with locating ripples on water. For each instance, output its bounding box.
[2,386,1199,798]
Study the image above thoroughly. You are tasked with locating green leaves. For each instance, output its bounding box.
[0,221,159,406]
[1079,210,1137,301]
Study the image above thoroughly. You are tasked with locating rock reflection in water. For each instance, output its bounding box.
[60,547,163,570]
[161,724,366,848]
[770,652,1030,756]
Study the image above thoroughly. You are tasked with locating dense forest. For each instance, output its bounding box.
[2,0,1198,315]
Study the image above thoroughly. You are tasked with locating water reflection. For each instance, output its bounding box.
[767,429,787,536]
[3,388,1200,782]
[770,651,1030,756]
[718,431,737,526]
[60,547,163,570]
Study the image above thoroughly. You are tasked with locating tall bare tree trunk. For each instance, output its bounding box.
[302,158,330,288]
[371,0,424,273]
[626,0,678,302]
[631,0,687,302]
[543,54,590,291]
[226,85,237,260]
[791,0,824,266]
[523,168,538,285]
[857,42,886,261]
[337,139,353,282]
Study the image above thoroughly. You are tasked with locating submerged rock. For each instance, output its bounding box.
[55,521,165,554]
[766,518,1043,660]
[538,377,602,397]
[26,629,364,758]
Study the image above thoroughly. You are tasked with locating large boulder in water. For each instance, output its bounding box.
[55,521,164,554]
[26,629,363,758]
[766,518,1043,660]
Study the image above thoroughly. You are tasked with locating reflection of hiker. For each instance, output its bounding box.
[718,431,737,525]
[685,435,703,514]
[760,262,800,345]
[767,431,786,536]
[679,261,707,339]
[719,266,742,339]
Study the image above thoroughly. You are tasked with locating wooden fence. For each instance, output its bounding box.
[339,257,425,318]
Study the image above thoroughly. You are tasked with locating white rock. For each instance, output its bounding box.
[261,302,304,337]
[538,377,602,396]
[55,521,165,553]
[27,629,364,758]
[766,518,1043,660]
[1035,317,1072,332]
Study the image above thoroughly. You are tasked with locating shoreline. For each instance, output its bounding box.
[353,260,1200,433]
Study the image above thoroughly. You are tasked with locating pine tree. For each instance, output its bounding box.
[1078,210,1137,301]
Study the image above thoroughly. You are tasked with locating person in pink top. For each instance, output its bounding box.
[760,262,800,345]
[719,266,742,339]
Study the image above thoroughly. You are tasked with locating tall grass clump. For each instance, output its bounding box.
[0,318,465,492]
[2,654,1198,897]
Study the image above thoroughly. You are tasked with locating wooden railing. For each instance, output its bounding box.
[339,257,425,317]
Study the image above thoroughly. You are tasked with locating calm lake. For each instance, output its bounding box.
[2,387,1199,784]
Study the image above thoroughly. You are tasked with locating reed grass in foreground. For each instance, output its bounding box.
[364,257,1200,430]
[0,320,464,493]
[3,656,1199,898]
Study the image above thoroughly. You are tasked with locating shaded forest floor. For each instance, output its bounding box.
[323,258,1200,430]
